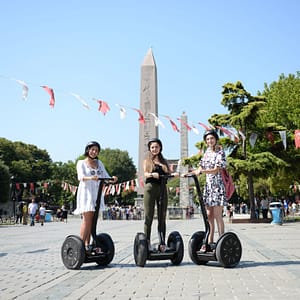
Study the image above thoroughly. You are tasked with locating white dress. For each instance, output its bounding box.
[73,159,110,214]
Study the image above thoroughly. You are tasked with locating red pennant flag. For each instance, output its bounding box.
[177,118,192,131]
[132,108,145,124]
[295,130,300,149]
[41,86,55,108]
[266,130,274,144]
[139,176,145,188]
[198,122,211,130]
[130,180,135,191]
[97,100,110,115]
[216,126,239,143]
[163,115,180,132]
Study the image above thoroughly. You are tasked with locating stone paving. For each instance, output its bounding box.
[0,215,299,299]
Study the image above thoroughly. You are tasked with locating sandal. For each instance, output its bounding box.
[159,244,166,253]
[199,244,206,253]
[95,247,102,254]
[85,245,92,254]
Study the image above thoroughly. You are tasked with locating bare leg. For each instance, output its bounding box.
[80,211,94,246]
[206,207,215,244]
[214,206,225,238]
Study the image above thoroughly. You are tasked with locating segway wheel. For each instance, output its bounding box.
[61,235,85,270]
[95,233,115,266]
[188,231,208,265]
[133,232,148,267]
[216,232,242,268]
[167,231,184,265]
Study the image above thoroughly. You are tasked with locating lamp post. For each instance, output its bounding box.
[10,176,17,220]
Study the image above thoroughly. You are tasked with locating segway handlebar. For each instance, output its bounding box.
[97,177,118,183]
[159,173,179,179]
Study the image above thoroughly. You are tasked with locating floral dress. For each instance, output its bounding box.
[200,148,227,207]
[73,159,110,214]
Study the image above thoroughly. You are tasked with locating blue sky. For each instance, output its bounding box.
[1,0,299,168]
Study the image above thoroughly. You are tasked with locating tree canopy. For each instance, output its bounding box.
[184,74,300,220]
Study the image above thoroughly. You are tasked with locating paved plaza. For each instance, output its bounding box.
[0,215,299,300]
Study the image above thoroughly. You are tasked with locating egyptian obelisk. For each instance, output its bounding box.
[137,48,158,195]
[179,111,190,210]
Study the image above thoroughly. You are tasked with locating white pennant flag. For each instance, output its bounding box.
[115,104,126,119]
[70,92,90,109]
[15,79,29,100]
[149,113,165,128]
[249,132,258,148]
[279,131,287,150]
[191,125,199,135]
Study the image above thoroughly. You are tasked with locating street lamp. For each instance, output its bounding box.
[10,176,16,220]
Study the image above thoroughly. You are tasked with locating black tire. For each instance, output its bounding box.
[188,231,208,265]
[133,232,148,267]
[216,232,242,268]
[95,233,115,266]
[61,235,85,270]
[167,231,184,265]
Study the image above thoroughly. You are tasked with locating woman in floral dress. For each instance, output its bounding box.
[193,130,227,252]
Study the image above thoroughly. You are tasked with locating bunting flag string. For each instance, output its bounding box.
[13,176,144,199]
[2,75,300,150]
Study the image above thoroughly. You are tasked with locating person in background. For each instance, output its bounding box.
[260,196,269,219]
[16,202,23,224]
[28,198,38,226]
[39,203,46,226]
[143,138,178,252]
[73,141,117,253]
[187,130,227,253]
[22,202,28,225]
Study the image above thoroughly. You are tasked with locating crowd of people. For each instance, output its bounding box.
[226,197,300,220]
[101,204,143,220]
[15,199,68,226]
[15,198,47,226]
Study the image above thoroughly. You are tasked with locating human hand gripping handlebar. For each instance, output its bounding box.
[97,177,118,183]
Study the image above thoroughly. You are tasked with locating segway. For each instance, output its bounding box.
[61,178,115,270]
[134,174,184,267]
[187,174,242,268]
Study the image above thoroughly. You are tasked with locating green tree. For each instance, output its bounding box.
[0,161,10,203]
[209,81,288,220]
[0,138,52,182]
[98,148,136,183]
[99,148,137,205]
[258,72,300,193]
[185,81,288,220]
[48,161,77,207]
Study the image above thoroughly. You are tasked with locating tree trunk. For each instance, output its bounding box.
[248,172,256,220]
